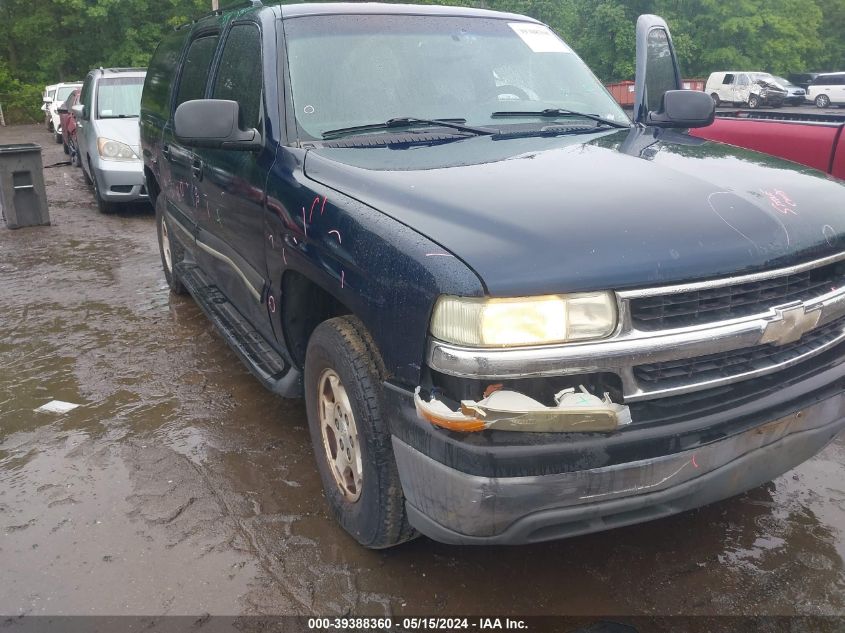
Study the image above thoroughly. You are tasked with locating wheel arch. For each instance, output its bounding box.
[280,269,353,370]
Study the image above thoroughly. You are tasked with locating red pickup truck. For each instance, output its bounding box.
[691,111,845,179]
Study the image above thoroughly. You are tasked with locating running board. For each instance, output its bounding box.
[175,263,302,398]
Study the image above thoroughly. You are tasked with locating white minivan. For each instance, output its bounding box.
[808,73,845,108]
[705,71,787,108]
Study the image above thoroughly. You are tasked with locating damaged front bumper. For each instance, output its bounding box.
[390,384,845,544]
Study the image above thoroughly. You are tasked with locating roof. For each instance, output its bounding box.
[278,2,539,23]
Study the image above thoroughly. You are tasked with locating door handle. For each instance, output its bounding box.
[191,157,204,181]
[162,144,171,160]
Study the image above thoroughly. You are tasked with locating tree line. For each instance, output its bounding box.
[1,0,842,123]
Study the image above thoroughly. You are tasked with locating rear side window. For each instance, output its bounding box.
[175,35,220,108]
[212,24,263,130]
[722,74,734,85]
[143,30,187,120]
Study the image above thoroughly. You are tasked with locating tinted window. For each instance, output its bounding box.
[212,24,262,130]
[143,30,187,120]
[722,74,734,84]
[176,35,220,107]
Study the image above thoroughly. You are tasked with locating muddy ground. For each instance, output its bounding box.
[2,123,845,621]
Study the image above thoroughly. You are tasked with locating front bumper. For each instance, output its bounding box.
[394,394,845,544]
[93,159,147,202]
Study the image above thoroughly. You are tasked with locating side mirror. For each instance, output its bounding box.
[71,103,86,119]
[646,90,715,128]
[174,100,261,151]
[633,15,682,125]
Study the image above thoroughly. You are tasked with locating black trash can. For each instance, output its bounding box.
[0,143,50,229]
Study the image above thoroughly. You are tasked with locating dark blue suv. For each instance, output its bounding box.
[141,2,845,547]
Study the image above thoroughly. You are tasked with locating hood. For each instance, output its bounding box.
[93,118,141,152]
[304,128,845,296]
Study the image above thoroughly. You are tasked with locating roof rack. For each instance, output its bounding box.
[97,67,147,73]
[176,0,262,31]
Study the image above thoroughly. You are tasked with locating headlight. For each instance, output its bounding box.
[97,137,140,161]
[430,293,617,347]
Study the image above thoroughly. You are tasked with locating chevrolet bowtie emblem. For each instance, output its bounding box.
[759,304,821,346]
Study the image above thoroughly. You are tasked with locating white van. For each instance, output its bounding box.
[808,73,845,108]
[705,71,787,108]
[44,82,82,144]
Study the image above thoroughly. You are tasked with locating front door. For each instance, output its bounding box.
[194,21,273,339]
[735,73,751,104]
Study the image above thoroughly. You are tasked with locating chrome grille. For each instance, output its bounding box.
[630,260,845,330]
[634,317,845,390]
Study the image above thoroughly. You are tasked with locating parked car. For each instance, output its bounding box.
[56,89,81,163]
[142,3,845,548]
[692,110,845,179]
[74,68,148,213]
[44,82,82,144]
[705,71,787,108]
[42,84,57,129]
[788,72,822,92]
[770,75,807,105]
[808,73,845,108]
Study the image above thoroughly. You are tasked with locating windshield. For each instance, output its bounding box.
[283,15,627,140]
[96,75,145,118]
[56,86,77,103]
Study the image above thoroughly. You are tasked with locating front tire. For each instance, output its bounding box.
[710,93,720,107]
[89,161,114,214]
[155,194,188,295]
[748,94,760,109]
[816,94,831,109]
[305,316,416,549]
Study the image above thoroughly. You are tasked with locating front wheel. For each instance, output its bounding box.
[816,94,831,109]
[710,93,720,107]
[747,94,760,109]
[155,195,188,295]
[305,316,416,549]
[89,161,114,214]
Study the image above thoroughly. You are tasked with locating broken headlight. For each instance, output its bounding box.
[430,293,617,347]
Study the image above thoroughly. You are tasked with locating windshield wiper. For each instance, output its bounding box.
[491,108,629,128]
[321,117,495,140]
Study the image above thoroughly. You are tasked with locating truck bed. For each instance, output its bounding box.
[690,110,845,179]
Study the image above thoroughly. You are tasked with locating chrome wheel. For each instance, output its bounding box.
[160,218,173,273]
[318,368,362,502]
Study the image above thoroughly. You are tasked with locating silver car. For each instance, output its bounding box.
[73,68,148,213]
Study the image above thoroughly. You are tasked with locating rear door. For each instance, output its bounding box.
[194,20,272,337]
[164,31,220,234]
[720,74,734,102]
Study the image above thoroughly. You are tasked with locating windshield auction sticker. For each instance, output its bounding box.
[508,23,571,53]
